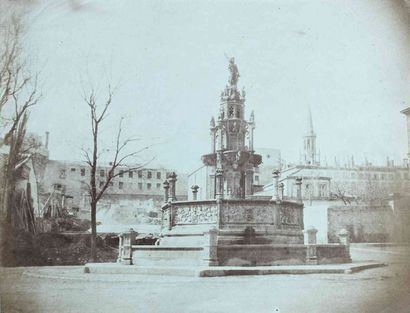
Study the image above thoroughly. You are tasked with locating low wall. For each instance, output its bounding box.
[126,243,351,267]
[328,206,394,243]
[315,245,351,264]
[216,244,350,266]
[130,246,203,267]
[217,244,306,266]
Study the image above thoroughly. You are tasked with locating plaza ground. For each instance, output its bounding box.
[1,244,409,313]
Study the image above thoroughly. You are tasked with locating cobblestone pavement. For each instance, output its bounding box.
[1,244,409,313]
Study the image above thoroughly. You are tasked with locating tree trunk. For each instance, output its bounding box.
[90,200,97,262]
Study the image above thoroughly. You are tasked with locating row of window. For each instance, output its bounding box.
[67,168,163,179]
[98,181,162,190]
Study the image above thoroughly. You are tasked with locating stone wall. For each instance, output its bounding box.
[327,205,395,243]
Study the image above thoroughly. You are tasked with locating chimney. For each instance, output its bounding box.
[45,131,50,149]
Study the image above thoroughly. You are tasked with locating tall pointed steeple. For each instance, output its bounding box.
[303,106,318,166]
[307,106,315,136]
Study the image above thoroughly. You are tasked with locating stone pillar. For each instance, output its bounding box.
[168,172,177,202]
[278,182,284,200]
[120,228,137,265]
[202,227,219,266]
[249,125,254,151]
[271,170,280,202]
[117,233,123,263]
[338,229,351,261]
[338,229,350,246]
[305,226,318,264]
[215,168,224,200]
[296,177,303,203]
[210,117,217,154]
[306,226,318,244]
[163,180,169,203]
[191,185,199,200]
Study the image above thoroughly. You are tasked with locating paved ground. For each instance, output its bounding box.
[1,244,409,313]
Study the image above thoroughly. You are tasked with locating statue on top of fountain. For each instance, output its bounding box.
[228,57,240,86]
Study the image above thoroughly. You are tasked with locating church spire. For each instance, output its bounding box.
[303,106,319,166]
[307,105,315,135]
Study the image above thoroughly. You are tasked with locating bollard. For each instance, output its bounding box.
[121,228,137,265]
[338,229,351,262]
[202,227,219,266]
[305,226,318,264]
[306,226,318,245]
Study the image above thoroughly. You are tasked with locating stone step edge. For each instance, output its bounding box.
[83,262,387,277]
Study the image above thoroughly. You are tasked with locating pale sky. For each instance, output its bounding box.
[18,0,410,172]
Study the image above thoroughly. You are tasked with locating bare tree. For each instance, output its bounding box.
[82,86,152,262]
[0,11,39,225]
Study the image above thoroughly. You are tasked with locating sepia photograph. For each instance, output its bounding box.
[0,0,409,312]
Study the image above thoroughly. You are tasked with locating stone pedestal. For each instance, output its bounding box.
[306,226,318,264]
[201,227,219,266]
[119,229,137,265]
[338,229,351,262]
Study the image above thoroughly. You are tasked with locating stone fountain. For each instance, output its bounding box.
[116,58,351,268]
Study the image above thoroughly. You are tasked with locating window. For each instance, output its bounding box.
[109,182,114,186]
[255,175,259,183]
[228,106,234,117]
[157,172,161,179]
[119,182,124,189]
[351,172,355,179]
[156,183,161,189]
[59,169,66,179]
[80,168,85,176]
[147,171,152,179]
[138,171,143,178]
[138,183,143,190]
[147,183,151,190]
[99,181,104,187]
[71,168,76,172]
[119,170,124,178]
[236,108,240,118]
[129,171,133,178]
[100,170,105,177]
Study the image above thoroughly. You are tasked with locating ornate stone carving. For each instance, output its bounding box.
[174,205,217,225]
[280,206,299,226]
[221,205,274,224]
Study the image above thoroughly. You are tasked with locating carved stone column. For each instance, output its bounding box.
[272,170,280,202]
[215,168,224,200]
[338,229,351,262]
[163,180,169,203]
[191,185,199,200]
[278,182,284,200]
[168,172,177,202]
[296,177,303,203]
